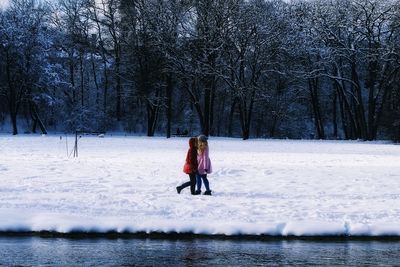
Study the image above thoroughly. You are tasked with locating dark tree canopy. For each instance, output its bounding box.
[0,0,400,140]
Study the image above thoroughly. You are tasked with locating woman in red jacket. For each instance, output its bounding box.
[176,137,198,195]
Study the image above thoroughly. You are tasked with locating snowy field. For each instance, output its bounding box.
[0,134,399,237]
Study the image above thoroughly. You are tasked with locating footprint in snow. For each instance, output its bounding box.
[263,170,274,176]
[0,165,8,172]
[22,176,40,180]
[214,168,245,177]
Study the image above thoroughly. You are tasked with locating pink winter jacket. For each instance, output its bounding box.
[197,146,212,175]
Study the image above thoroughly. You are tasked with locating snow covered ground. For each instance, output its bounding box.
[0,134,399,236]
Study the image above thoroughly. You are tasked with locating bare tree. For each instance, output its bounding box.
[0,0,50,134]
[220,0,290,139]
[291,0,400,140]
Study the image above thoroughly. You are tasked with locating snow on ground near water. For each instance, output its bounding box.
[0,135,399,236]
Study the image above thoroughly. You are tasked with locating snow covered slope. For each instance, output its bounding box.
[0,135,399,236]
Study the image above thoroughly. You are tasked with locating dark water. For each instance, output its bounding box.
[0,237,399,266]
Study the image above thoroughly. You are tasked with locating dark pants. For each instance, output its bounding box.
[178,173,196,194]
[196,173,210,192]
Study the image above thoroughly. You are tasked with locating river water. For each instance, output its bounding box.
[0,237,399,266]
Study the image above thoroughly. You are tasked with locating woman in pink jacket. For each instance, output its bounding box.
[195,135,212,195]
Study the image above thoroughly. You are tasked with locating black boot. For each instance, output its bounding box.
[203,190,212,196]
[194,190,201,195]
[176,186,182,194]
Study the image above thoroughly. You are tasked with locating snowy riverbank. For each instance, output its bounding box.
[0,135,399,237]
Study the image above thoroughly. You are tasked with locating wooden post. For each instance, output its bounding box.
[73,131,78,157]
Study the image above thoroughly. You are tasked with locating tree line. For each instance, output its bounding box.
[1,0,400,140]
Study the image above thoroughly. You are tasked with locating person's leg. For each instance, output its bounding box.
[195,173,202,194]
[202,175,211,192]
[176,183,188,194]
[189,173,196,195]
[176,175,192,194]
[180,181,191,189]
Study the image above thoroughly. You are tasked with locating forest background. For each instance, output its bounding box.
[1,0,400,140]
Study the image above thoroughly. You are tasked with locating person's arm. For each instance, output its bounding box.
[185,150,190,164]
[190,150,197,171]
[205,147,209,171]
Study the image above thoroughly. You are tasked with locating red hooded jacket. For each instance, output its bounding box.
[183,137,198,174]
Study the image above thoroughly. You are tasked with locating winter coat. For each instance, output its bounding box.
[183,137,198,174]
[197,146,212,175]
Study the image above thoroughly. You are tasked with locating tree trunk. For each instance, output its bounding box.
[332,68,358,140]
[69,54,76,104]
[146,91,161,136]
[80,52,84,107]
[203,85,211,136]
[336,87,349,139]
[166,74,173,138]
[91,52,100,111]
[209,77,217,136]
[103,59,109,115]
[366,60,378,140]
[91,3,109,115]
[115,43,122,121]
[216,90,226,136]
[332,91,338,139]
[30,102,47,134]
[228,98,237,137]
[308,77,325,139]
[238,100,246,139]
[270,114,277,138]
[351,59,368,140]
[10,112,18,135]
[185,80,205,134]
[6,52,18,135]
[238,89,255,140]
